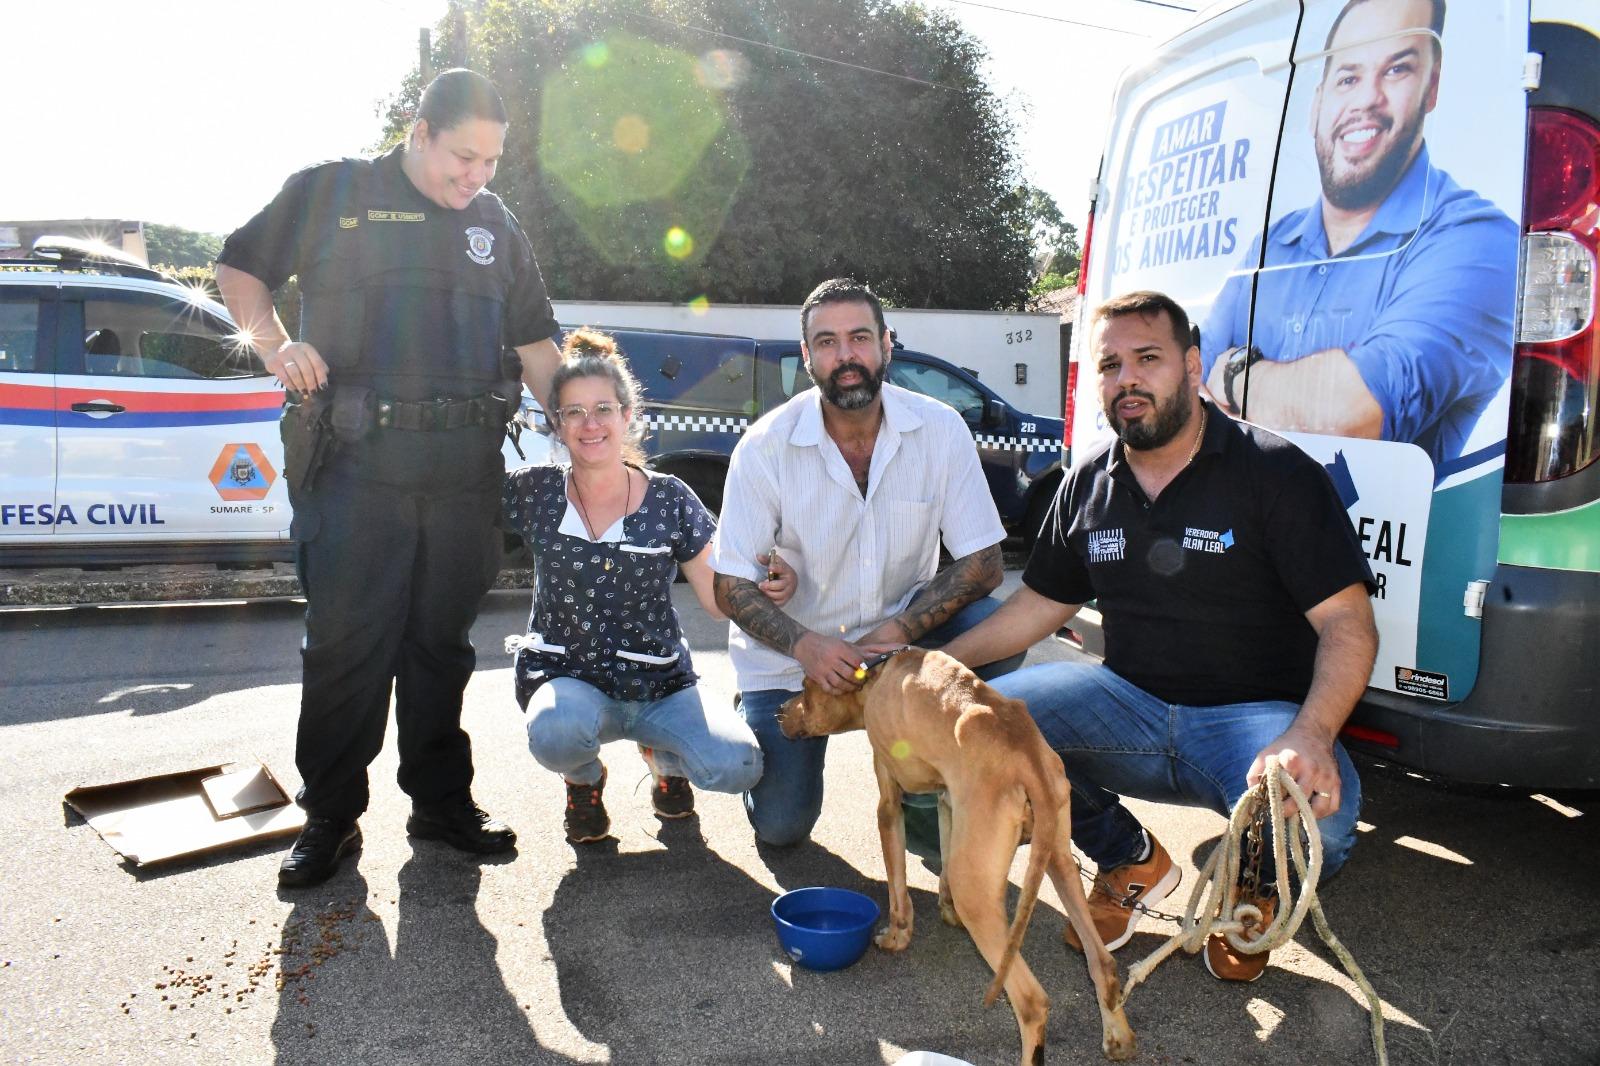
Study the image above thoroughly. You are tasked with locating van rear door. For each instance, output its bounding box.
[1080,0,1528,704]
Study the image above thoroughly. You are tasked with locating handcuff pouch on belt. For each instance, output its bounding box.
[330,385,377,442]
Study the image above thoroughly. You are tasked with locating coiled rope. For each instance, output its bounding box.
[1114,756,1388,1066]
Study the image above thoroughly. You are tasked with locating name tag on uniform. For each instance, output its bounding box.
[367,209,426,222]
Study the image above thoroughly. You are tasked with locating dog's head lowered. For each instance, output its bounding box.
[778,679,869,740]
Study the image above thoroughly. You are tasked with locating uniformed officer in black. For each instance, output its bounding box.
[217,69,563,887]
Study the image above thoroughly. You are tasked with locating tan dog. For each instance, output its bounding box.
[779,648,1136,1064]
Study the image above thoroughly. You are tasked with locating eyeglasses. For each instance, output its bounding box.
[555,401,625,424]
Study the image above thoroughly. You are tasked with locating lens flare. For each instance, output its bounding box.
[688,295,710,314]
[890,740,912,760]
[695,49,748,90]
[664,226,694,259]
[539,33,750,267]
[612,114,650,154]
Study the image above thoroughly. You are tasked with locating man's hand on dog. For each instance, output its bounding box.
[1247,723,1342,820]
[792,632,902,693]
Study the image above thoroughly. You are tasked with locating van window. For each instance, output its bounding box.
[0,299,42,374]
[890,361,985,423]
[777,353,814,399]
[79,293,261,380]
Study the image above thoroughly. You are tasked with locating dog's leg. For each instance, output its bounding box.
[937,790,962,928]
[1046,813,1137,1061]
[873,754,914,952]
[948,803,1051,1066]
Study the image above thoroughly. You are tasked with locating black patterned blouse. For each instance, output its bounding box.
[502,464,715,705]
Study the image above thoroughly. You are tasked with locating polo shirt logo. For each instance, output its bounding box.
[1182,527,1234,554]
[1087,527,1126,563]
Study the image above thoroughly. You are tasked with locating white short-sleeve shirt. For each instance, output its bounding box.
[710,383,1005,692]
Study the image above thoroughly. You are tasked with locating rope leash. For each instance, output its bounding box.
[1113,757,1389,1066]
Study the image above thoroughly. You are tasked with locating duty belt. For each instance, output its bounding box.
[376,391,508,431]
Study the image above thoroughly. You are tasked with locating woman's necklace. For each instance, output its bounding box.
[570,467,633,565]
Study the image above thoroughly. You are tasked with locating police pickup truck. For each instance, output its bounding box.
[0,238,547,568]
[546,325,1065,540]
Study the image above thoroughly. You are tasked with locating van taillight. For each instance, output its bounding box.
[1076,203,1096,298]
[1507,108,1600,483]
[1063,360,1078,444]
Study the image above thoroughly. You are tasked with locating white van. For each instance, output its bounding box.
[1068,0,1599,787]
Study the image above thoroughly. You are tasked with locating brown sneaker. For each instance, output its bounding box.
[640,746,695,819]
[1065,832,1181,953]
[564,765,610,844]
[1205,890,1277,982]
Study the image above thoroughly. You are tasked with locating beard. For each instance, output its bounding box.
[821,359,888,410]
[1106,385,1194,451]
[1315,103,1425,212]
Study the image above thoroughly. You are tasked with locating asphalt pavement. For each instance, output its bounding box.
[1,570,1596,1065]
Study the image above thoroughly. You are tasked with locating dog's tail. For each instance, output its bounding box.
[982,766,1059,1008]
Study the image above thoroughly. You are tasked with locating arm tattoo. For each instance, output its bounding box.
[714,573,809,656]
[891,543,1004,643]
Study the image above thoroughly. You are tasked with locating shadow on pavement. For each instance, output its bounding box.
[269,853,577,1065]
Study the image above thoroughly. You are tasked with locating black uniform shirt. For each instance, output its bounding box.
[1024,402,1375,706]
[218,144,559,400]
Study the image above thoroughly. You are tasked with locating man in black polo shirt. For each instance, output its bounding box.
[943,290,1376,983]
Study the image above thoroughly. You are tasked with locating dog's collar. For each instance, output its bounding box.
[853,646,909,681]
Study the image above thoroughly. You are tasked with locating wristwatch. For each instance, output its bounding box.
[1222,345,1264,410]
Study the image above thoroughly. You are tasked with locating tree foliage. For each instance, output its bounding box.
[144,223,223,270]
[382,0,1037,310]
[1022,184,1079,278]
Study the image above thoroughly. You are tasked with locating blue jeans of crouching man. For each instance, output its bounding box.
[989,662,1362,880]
[738,596,1026,849]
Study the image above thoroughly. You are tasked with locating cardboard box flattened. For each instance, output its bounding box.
[65,762,305,866]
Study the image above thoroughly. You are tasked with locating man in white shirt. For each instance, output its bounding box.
[711,278,1021,847]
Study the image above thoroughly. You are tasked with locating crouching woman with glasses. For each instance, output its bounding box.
[503,329,792,843]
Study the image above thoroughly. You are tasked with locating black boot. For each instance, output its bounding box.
[279,816,361,887]
[407,796,517,854]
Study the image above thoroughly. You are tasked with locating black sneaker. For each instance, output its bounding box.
[407,796,517,854]
[279,816,361,887]
[652,775,695,819]
[565,766,610,844]
[639,746,694,819]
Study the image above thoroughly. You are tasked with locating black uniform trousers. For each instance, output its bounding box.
[289,445,503,820]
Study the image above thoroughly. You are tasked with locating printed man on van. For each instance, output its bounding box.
[710,278,1021,848]
[1200,0,1517,477]
[944,290,1378,982]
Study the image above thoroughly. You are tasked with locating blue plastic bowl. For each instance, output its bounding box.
[770,887,880,971]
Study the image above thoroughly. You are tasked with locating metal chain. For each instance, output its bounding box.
[1078,795,1277,927]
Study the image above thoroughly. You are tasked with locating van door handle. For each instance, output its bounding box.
[71,401,126,413]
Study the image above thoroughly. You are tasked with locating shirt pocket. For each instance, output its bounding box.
[619,540,678,583]
[883,499,937,593]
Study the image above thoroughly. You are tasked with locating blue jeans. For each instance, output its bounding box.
[525,677,762,793]
[739,596,1026,846]
[990,662,1361,881]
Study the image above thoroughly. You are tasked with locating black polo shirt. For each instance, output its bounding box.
[1025,402,1374,706]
